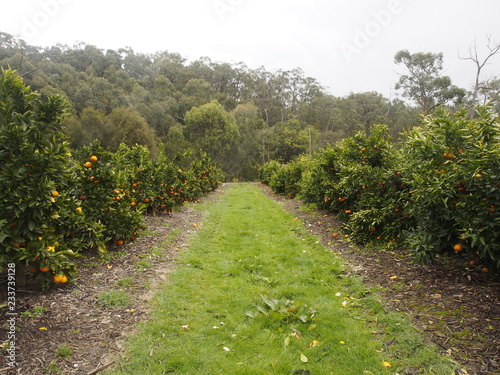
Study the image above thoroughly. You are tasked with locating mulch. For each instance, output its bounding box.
[1,183,499,375]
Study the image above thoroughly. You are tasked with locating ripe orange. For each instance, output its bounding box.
[53,274,63,283]
[482,267,489,273]
[84,161,93,168]
[130,201,137,206]
[369,227,376,232]
[332,233,339,238]
[75,207,83,213]
[453,244,463,252]
[40,266,50,272]
[89,155,98,162]
[51,190,59,197]
[116,240,124,246]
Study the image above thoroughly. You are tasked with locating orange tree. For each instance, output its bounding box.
[400,106,500,269]
[296,124,411,245]
[0,69,103,289]
[72,141,146,244]
[189,151,225,196]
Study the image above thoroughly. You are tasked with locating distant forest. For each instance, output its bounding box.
[1,31,497,180]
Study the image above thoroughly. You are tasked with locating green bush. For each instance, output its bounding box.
[400,106,500,268]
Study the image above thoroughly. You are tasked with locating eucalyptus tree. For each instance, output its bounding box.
[394,50,465,114]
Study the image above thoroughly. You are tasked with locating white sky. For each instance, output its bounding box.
[1,0,499,98]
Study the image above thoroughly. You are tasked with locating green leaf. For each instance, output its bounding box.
[300,353,308,363]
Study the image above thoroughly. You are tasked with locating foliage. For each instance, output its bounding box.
[262,109,500,271]
[0,68,225,289]
[0,32,424,179]
[0,68,102,289]
[400,106,500,267]
[394,50,466,114]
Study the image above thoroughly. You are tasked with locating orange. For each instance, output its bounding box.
[40,266,50,272]
[332,233,339,238]
[51,190,59,197]
[116,240,124,246]
[89,155,98,162]
[60,275,68,284]
[453,244,463,252]
[75,207,83,213]
[53,274,63,283]
[482,267,489,273]
[84,161,93,168]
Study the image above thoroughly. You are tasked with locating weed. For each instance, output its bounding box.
[56,344,73,358]
[20,305,46,318]
[97,290,131,309]
[116,278,135,288]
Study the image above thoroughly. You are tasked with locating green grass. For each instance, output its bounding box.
[97,290,132,309]
[107,183,457,375]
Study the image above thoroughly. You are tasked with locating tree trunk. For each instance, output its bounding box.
[15,263,26,287]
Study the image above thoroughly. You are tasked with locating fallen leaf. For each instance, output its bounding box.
[300,353,308,363]
[389,275,398,279]
[284,336,291,347]
[39,327,48,330]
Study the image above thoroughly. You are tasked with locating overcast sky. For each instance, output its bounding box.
[1,0,499,98]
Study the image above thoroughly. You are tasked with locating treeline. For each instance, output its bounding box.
[0,31,423,179]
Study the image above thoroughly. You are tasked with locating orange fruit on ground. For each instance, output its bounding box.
[40,266,50,272]
[89,155,98,162]
[84,161,93,168]
[453,244,463,252]
[332,233,339,238]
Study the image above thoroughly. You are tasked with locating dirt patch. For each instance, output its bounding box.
[1,183,499,375]
[257,183,500,375]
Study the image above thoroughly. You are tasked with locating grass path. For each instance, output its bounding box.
[107,183,456,375]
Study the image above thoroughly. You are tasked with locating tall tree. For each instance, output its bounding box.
[394,50,465,114]
[184,100,240,170]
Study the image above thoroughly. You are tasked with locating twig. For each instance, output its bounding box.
[86,361,115,375]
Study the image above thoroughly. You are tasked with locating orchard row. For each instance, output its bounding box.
[261,106,500,273]
[0,69,224,289]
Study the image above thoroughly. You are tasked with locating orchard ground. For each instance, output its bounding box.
[1,183,499,375]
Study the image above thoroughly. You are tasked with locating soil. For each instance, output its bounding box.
[1,183,499,375]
